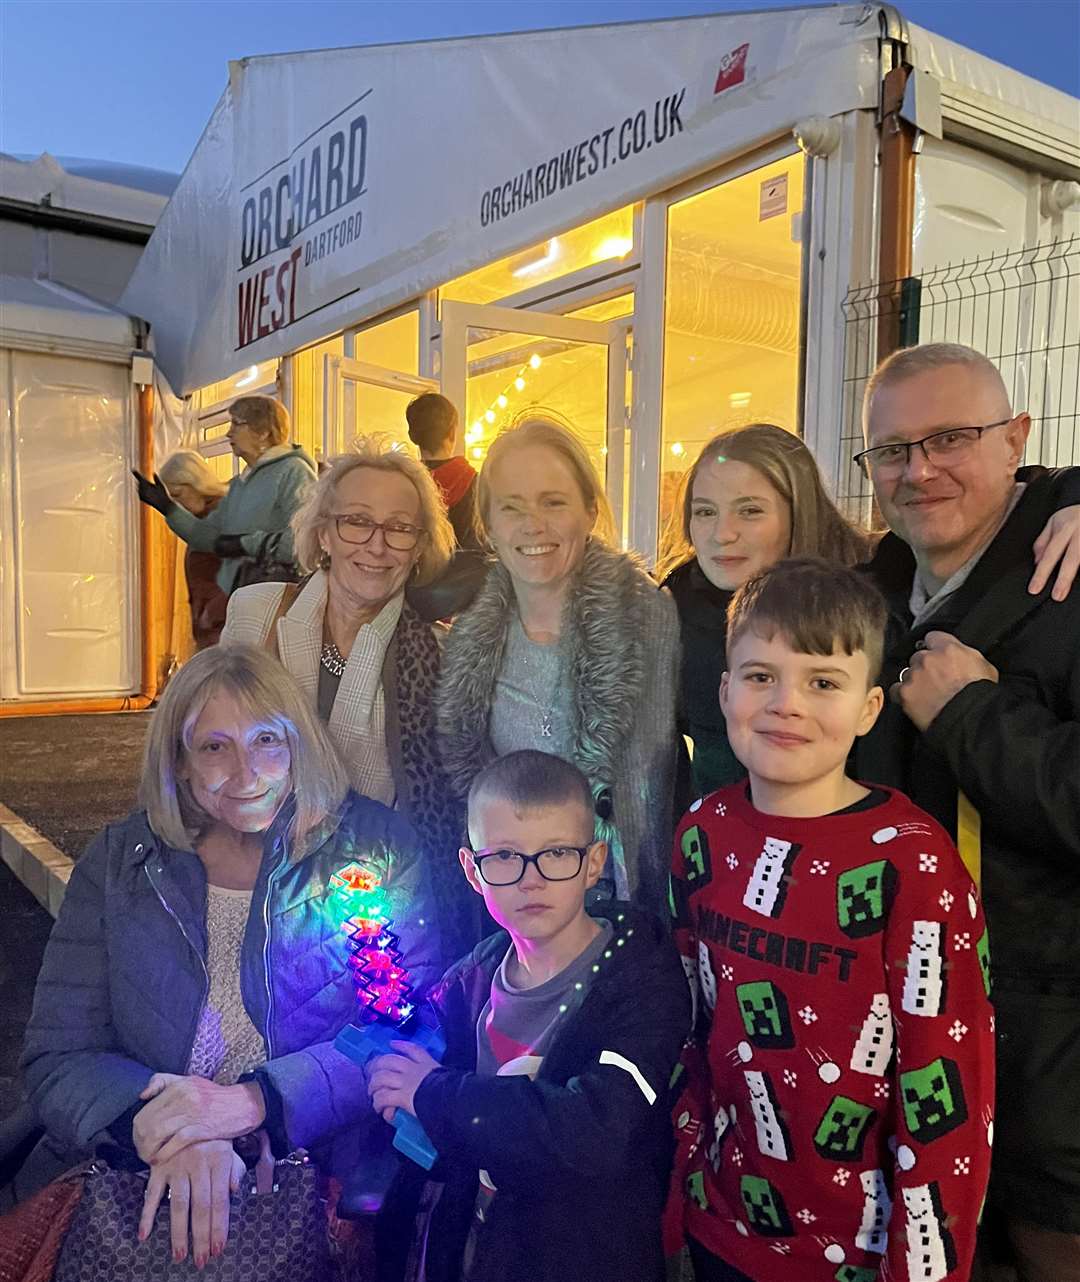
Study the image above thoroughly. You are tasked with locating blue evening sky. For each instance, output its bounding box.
[1,0,1077,177]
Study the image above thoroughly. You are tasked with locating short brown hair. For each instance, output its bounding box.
[467,750,594,846]
[726,557,887,684]
[230,394,291,447]
[406,393,459,453]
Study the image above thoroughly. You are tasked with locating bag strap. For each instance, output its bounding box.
[264,582,301,661]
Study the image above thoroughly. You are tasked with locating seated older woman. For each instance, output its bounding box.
[436,417,681,919]
[222,436,470,954]
[20,644,440,1267]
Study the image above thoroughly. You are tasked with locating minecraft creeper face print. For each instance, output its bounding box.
[901,921,947,1017]
[855,1168,893,1254]
[682,824,713,887]
[836,859,897,938]
[976,926,991,997]
[744,1069,793,1161]
[901,1057,968,1144]
[687,1169,708,1213]
[740,1174,794,1237]
[835,1268,879,1282]
[737,980,795,1050]
[850,993,894,1076]
[902,1182,957,1282]
[743,836,801,919]
[813,1095,877,1161]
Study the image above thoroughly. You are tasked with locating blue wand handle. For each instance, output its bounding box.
[335,1019,447,1170]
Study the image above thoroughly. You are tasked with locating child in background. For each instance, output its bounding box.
[671,558,993,1282]
[369,750,690,1282]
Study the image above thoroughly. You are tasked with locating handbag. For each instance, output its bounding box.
[0,1164,86,1282]
[53,1153,333,1282]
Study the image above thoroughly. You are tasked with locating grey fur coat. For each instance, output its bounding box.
[435,540,681,921]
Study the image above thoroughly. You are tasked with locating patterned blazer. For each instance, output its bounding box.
[223,573,475,956]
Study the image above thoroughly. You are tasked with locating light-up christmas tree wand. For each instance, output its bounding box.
[330,863,445,1169]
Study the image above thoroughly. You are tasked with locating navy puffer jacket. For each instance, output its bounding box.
[20,790,442,1177]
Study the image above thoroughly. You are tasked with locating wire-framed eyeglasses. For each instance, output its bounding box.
[332,513,427,551]
[853,418,1012,477]
[468,845,592,887]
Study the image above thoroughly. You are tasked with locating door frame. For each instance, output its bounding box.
[440,300,630,544]
[323,355,438,457]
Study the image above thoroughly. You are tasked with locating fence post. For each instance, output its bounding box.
[877,64,917,359]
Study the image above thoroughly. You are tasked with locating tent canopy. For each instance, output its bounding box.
[121,3,1080,396]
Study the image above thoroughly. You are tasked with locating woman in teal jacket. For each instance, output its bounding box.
[134,394,317,594]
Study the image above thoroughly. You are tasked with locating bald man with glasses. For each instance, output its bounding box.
[854,342,1080,1281]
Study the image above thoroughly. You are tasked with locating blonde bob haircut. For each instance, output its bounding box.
[291,435,455,585]
[655,423,870,581]
[477,414,617,546]
[138,644,349,854]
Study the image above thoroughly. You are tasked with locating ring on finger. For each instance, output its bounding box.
[899,667,910,683]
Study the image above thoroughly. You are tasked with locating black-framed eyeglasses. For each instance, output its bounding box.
[853,418,1012,477]
[332,513,427,551]
[468,845,592,887]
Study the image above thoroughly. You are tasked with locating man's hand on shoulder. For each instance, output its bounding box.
[891,630,998,732]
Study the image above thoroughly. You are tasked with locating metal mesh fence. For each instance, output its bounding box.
[836,236,1080,521]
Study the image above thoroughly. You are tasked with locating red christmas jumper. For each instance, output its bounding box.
[671,783,994,1282]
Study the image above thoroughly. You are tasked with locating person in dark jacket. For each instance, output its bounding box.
[406,392,483,551]
[369,750,691,1282]
[18,644,441,1268]
[657,425,870,798]
[158,449,229,648]
[853,342,1080,1282]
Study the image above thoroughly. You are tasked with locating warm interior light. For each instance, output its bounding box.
[485,409,496,423]
[514,377,526,391]
[465,426,482,444]
[511,238,559,278]
[529,353,542,370]
[497,394,508,409]
[670,442,685,457]
[234,365,260,388]
[471,447,484,459]
[729,392,752,409]
[593,235,633,262]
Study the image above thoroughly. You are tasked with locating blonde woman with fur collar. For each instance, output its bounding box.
[436,417,681,920]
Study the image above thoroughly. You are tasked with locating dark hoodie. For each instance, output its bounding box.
[396,905,690,1282]
[663,559,745,797]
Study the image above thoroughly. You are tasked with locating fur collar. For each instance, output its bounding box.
[436,539,655,797]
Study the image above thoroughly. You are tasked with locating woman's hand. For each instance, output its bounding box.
[131,469,172,515]
[138,1138,246,1269]
[135,1074,266,1165]
[1029,504,1080,600]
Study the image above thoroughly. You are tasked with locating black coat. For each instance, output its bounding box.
[663,560,744,797]
[855,465,1080,1225]
[403,905,691,1282]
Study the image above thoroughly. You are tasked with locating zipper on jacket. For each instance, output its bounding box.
[144,860,210,1051]
[260,841,286,1061]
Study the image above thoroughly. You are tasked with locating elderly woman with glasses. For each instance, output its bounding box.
[19,644,440,1266]
[222,435,472,954]
[134,395,317,594]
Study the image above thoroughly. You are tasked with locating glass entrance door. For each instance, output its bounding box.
[440,301,628,543]
[323,356,438,458]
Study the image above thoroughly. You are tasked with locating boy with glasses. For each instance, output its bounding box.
[368,749,690,1282]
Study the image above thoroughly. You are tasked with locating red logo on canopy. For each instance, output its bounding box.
[714,42,750,96]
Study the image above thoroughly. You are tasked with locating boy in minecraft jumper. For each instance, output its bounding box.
[671,558,994,1282]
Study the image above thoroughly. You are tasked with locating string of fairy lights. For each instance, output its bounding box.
[464,351,544,459]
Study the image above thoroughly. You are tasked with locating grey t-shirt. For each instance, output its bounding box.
[488,614,574,760]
